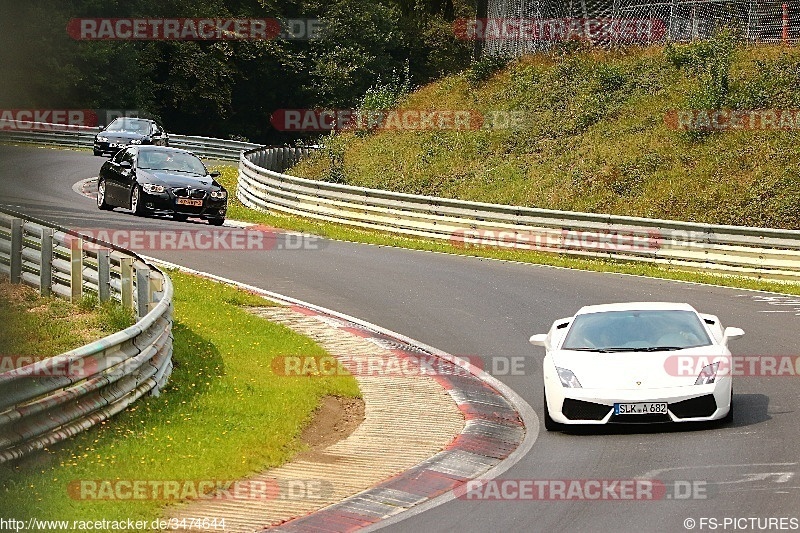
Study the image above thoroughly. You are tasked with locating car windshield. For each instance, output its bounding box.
[561,310,712,351]
[137,151,207,175]
[105,118,150,135]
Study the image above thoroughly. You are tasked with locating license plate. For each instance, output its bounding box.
[109,143,124,148]
[176,199,203,207]
[614,402,668,415]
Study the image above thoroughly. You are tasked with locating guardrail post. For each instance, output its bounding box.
[70,236,83,302]
[136,268,150,318]
[97,249,110,302]
[10,219,23,284]
[149,270,164,309]
[40,228,53,296]
[120,257,133,310]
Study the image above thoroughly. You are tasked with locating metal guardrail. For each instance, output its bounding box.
[238,146,800,281]
[168,134,260,161]
[0,209,174,463]
[0,120,259,161]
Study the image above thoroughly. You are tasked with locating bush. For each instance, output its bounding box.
[665,29,737,110]
[358,62,412,112]
[465,54,511,86]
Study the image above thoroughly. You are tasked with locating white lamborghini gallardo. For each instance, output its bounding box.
[529,302,744,431]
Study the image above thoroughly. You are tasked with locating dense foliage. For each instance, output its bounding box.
[0,0,473,143]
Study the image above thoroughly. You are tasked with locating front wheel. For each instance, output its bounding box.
[97,179,113,210]
[209,218,225,226]
[173,213,188,222]
[93,149,103,156]
[130,185,146,216]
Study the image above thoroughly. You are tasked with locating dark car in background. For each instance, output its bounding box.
[97,146,227,225]
[93,117,169,156]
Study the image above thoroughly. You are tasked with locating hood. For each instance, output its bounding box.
[551,344,729,390]
[140,170,214,188]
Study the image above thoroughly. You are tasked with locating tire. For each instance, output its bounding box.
[93,149,103,156]
[97,179,113,210]
[543,389,562,431]
[209,217,225,226]
[173,213,188,222]
[130,185,146,216]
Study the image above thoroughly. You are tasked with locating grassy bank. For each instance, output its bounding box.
[292,36,800,230]
[0,271,360,525]
[0,278,134,362]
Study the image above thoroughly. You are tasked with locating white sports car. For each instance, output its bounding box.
[529,302,744,431]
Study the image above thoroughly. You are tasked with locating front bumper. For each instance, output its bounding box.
[545,379,732,425]
[138,189,227,219]
[94,140,131,155]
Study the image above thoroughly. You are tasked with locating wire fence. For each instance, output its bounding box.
[481,0,800,56]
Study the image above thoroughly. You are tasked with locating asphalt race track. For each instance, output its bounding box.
[1,145,798,533]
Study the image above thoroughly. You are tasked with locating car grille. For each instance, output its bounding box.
[173,187,207,199]
[669,394,718,419]
[562,399,612,421]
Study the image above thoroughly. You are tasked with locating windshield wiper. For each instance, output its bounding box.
[601,346,685,352]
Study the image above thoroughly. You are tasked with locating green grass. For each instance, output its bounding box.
[0,271,360,525]
[211,165,800,296]
[0,280,134,362]
[291,40,800,230]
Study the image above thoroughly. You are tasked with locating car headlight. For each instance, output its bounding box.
[695,362,719,385]
[97,136,108,142]
[130,139,142,144]
[556,367,582,388]
[142,183,165,194]
[210,190,227,200]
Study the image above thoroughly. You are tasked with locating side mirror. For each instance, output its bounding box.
[209,170,221,178]
[722,327,745,345]
[529,334,548,347]
[98,125,106,131]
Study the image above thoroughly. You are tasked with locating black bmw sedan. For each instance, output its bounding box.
[97,146,227,225]
[93,117,169,156]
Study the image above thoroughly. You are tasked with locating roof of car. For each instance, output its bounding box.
[575,302,697,315]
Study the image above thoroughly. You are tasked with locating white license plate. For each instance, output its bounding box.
[109,143,124,148]
[614,402,668,415]
[176,198,203,207]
